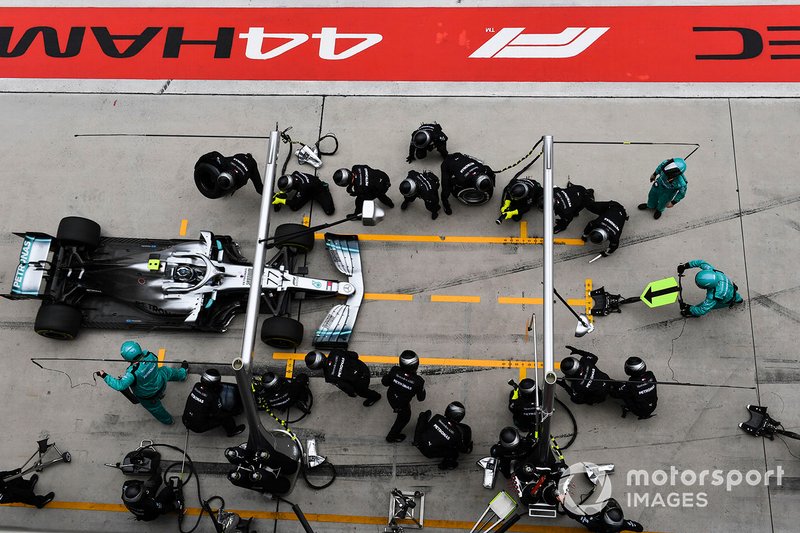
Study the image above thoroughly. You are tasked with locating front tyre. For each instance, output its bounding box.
[273,224,315,253]
[260,316,304,349]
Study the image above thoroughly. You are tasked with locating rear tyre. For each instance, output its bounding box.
[34,303,82,340]
[260,316,304,349]
[273,224,315,253]
[56,216,101,250]
[194,163,227,199]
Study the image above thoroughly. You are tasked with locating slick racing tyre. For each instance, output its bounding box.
[56,216,101,250]
[194,161,227,199]
[456,187,492,206]
[261,316,304,349]
[273,223,315,253]
[34,303,82,340]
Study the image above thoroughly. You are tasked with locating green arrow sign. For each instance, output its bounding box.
[640,277,680,308]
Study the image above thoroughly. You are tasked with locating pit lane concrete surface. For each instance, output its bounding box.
[1,3,800,533]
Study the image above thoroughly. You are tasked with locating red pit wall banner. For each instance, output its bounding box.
[1,6,800,82]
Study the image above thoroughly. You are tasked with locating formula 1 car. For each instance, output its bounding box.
[2,216,363,349]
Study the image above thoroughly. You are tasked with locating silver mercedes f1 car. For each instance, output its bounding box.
[2,216,363,349]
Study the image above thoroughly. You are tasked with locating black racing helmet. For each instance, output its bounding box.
[122,480,145,504]
[399,350,420,372]
[277,174,293,191]
[519,378,536,397]
[589,227,608,244]
[412,130,431,149]
[261,371,280,390]
[305,350,326,370]
[333,168,352,187]
[625,356,647,377]
[399,178,417,198]
[561,357,580,377]
[201,368,222,384]
[475,174,493,192]
[509,182,530,200]
[445,401,466,422]
[603,507,624,527]
[500,426,521,449]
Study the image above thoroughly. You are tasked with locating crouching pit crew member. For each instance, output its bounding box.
[557,346,611,405]
[0,470,54,509]
[273,171,335,215]
[122,477,183,522]
[407,123,448,163]
[333,165,394,216]
[440,152,496,215]
[581,200,628,256]
[610,357,657,419]
[497,177,543,224]
[253,371,312,417]
[490,426,536,479]
[553,182,595,233]
[399,170,441,220]
[182,369,245,437]
[305,349,381,406]
[413,401,473,470]
[559,497,644,532]
[508,378,542,432]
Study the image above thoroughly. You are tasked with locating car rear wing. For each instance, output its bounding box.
[1,232,55,300]
[313,233,363,349]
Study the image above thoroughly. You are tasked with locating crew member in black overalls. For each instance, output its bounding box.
[440,153,496,215]
[273,171,335,215]
[557,346,611,405]
[553,182,595,233]
[305,350,382,406]
[407,123,449,163]
[333,165,394,216]
[182,369,245,437]
[413,402,473,470]
[610,357,658,419]
[497,177,544,224]
[581,200,628,256]
[253,371,312,415]
[194,151,263,199]
[122,476,182,522]
[382,350,427,443]
[508,378,543,432]
[490,427,536,478]
[399,170,441,219]
[0,470,54,508]
[560,497,644,532]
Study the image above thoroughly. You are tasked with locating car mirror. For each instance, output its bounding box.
[575,314,594,337]
[361,201,384,227]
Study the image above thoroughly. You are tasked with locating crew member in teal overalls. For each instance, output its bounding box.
[678,260,744,317]
[96,341,188,424]
[638,158,688,220]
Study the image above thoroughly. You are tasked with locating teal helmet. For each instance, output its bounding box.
[695,270,717,289]
[120,341,144,362]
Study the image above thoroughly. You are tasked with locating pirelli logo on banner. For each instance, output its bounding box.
[0,6,799,82]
